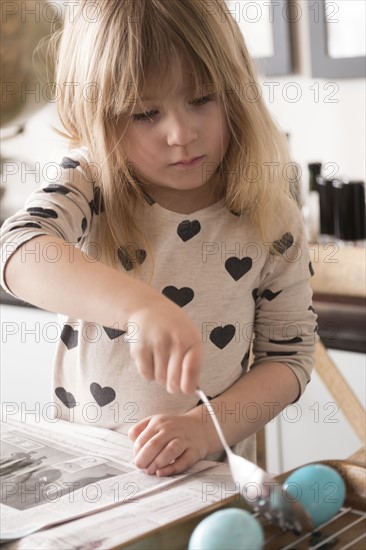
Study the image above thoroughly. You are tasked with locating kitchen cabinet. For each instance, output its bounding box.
[265,348,365,474]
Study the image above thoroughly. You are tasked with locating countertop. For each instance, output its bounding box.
[1,286,36,308]
[310,243,366,353]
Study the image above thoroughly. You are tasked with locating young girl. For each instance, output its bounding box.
[1,0,316,477]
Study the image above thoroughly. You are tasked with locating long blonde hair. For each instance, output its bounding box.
[52,0,298,267]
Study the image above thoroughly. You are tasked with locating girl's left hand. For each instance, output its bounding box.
[128,414,208,476]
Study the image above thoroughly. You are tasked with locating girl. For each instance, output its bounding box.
[1,0,316,477]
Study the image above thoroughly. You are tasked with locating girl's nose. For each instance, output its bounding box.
[166,112,198,147]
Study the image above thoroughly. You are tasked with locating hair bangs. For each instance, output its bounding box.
[110,1,225,121]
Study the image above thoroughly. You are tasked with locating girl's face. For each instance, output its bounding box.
[122,69,230,210]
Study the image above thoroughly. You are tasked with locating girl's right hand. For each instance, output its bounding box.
[127,295,203,394]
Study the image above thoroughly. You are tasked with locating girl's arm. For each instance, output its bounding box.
[187,360,300,453]
[4,235,202,394]
[129,361,299,476]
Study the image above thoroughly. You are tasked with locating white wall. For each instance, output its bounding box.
[262,75,365,185]
[257,1,365,190]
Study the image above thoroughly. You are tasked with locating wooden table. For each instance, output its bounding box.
[116,460,366,549]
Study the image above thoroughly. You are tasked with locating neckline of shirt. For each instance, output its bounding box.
[146,196,227,220]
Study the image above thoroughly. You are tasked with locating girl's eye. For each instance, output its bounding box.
[132,110,158,122]
[131,94,216,121]
[190,94,216,106]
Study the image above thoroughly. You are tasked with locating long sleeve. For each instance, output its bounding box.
[0,148,98,295]
[252,205,317,397]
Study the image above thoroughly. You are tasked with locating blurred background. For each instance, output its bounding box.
[0,0,365,474]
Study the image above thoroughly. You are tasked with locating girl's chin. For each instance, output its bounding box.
[145,180,210,194]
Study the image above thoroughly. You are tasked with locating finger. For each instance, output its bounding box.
[166,351,183,394]
[132,346,154,381]
[134,431,169,470]
[132,419,159,453]
[152,345,169,386]
[127,416,153,443]
[180,345,202,394]
[155,448,196,477]
[144,438,184,474]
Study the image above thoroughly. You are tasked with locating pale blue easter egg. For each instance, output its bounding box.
[188,508,264,550]
[282,464,346,527]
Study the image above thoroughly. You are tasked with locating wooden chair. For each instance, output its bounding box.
[315,340,365,463]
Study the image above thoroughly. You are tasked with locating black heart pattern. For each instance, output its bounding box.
[118,249,133,271]
[177,220,201,242]
[269,336,303,345]
[162,286,194,307]
[266,350,298,357]
[309,262,314,277]
[209,324,235,349]
[9,222,42,232]
[225,256,252,281]
[43,184,71,195]
[103,326,127,340]
[26,207,58,219]
[90,383,116,406]
[262,289,282,301]
[60,157,80,169]
[141,188,156,205]
[252,288,259,301]
[55,387,77,408]
[61,324,79,350]
[118,247,146,271]
[135,249,147,264]
[241,350,250,372]
[270,232,294,255]
[89,186,105,215]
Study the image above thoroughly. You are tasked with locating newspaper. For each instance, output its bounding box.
[3,464,239,550]
[0,416,223,544]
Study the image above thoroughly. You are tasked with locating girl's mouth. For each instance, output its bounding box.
[172,156,204,167]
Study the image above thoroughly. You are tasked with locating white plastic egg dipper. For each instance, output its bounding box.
[196,388,313,533]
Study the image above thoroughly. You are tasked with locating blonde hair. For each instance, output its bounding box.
[52,0,298,268]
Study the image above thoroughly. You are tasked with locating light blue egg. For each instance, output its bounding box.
[282,464,346,527]
[188,508,264,550]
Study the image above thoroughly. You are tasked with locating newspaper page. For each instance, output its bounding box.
[3,464,240,550]
[0,416,218,542]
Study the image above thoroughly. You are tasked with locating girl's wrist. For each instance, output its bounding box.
[111,274,161,326]
[184,405,222,457]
